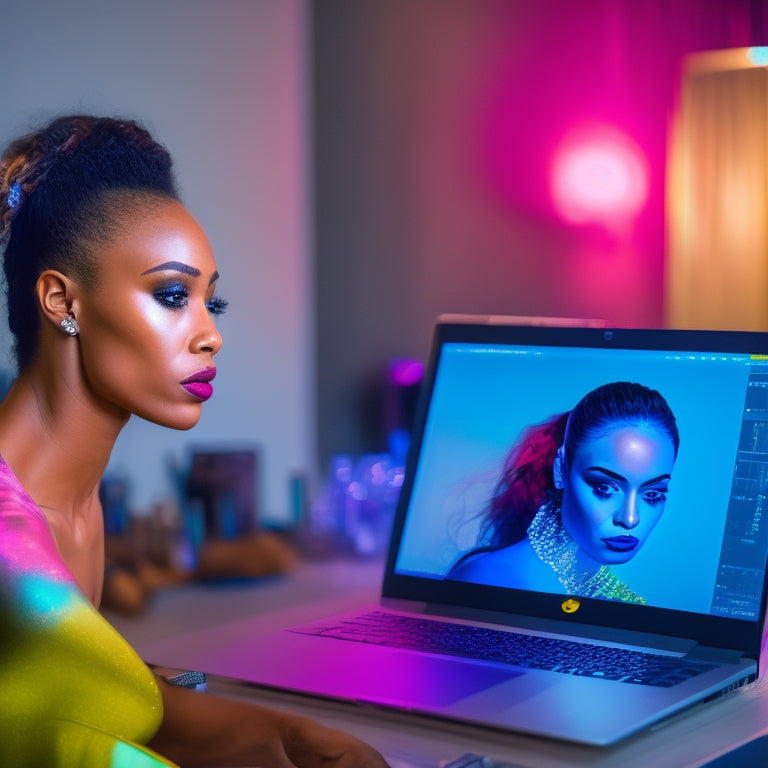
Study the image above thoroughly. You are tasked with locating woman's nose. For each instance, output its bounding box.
[191,310,223,355]
[614,493,639,529]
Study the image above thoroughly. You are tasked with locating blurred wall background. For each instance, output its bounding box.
[314,0,768,466]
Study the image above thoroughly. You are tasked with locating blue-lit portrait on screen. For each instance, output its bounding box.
[393,342,760,617]
[446,381,679,604]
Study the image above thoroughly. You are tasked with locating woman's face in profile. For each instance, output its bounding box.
[74,200,225,431]
[557,421,676,566]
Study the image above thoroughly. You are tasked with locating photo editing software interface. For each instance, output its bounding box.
[715,360,768,619]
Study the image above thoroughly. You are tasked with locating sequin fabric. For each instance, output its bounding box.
[0,455,176,766]
[527,499,646,604]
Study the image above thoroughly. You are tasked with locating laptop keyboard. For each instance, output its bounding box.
[291,610,717,687]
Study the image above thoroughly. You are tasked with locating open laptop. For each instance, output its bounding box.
[214,317,768,746]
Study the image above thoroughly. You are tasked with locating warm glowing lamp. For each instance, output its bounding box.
[551,128,649,232]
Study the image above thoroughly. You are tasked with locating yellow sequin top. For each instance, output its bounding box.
[0,456,176,767]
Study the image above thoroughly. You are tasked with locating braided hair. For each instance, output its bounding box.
[0,114,178,370]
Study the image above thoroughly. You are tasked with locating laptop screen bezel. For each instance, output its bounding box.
[382,320,768,658]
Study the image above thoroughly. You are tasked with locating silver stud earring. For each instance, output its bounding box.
[60,316,79,336]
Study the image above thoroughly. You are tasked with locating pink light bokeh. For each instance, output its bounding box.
[551,126,650,233]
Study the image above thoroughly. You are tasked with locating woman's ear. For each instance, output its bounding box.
[36,270,80,328]
[553,445,566,489]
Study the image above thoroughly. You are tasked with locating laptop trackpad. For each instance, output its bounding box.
[353,653,523,707]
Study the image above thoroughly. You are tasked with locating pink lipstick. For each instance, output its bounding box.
[181,367,216,401]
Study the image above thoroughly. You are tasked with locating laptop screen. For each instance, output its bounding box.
[391,324,768,627]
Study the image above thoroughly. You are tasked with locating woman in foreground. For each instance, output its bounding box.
[0,114,386,767]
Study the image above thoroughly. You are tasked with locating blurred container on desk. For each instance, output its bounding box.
[298,356,421,559]
[177,447,298,580]
[100,473,191,615]
[304,451,404,558]
[100,447,298,616]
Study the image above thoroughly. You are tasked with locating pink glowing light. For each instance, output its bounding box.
[388,359,424,387]
[551,127,649,231]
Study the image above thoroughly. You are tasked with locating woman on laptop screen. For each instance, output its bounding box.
[447,381,679,604]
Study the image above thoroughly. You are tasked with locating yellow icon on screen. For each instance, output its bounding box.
[561,598,581,614]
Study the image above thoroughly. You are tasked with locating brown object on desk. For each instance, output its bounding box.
[102,530,298,614]
[194,531,298,580]
[102,560,191,615]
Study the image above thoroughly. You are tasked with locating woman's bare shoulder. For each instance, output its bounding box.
[448,539,563,592]
[449,541,529,580]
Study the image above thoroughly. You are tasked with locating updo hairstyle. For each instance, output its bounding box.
[0,115,178,370]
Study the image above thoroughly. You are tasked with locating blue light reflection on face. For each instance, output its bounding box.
[560,422,676,567]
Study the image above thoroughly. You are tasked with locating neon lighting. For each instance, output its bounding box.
[551,127,649,231]
[388,359,424,387]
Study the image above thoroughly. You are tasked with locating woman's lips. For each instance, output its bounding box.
[181,368,216,401]
[602,535,639,553]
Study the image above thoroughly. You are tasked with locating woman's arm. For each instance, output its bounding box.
[149,676,388,768]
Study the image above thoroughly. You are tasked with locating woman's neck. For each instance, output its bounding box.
[0,362,127,515]
[527,498,602,586]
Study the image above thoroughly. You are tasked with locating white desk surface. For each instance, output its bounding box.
[112,557,768,768]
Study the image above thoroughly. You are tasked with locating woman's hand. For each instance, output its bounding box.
[281,712,389,768]
[150,677,389,768]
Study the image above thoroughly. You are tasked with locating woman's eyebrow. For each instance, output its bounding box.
[586,466,626,482]
[141,261,200,278]
[640,474,672,487]
[585,466,672,487]
[141,261,218,284]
